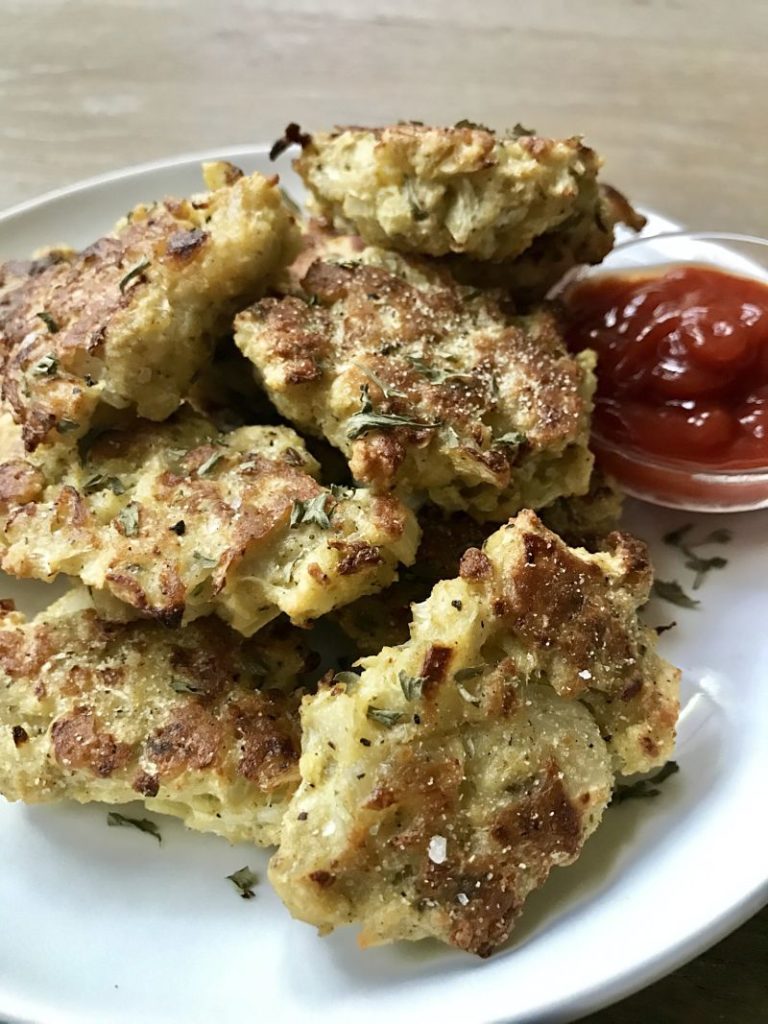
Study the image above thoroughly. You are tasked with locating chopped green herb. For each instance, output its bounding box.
[116,502,140,537]
[652,579,699,609]
[663,524,730,590]
[83,474,125,496]
[57,419,80,434]
[290,493,332,529]
[366,705,404,728]
[227,865,258,899]
[31,352,58,376]
[398,671,425,701]
[455,118,492,131]
[406,356,472,386]
[347,385,441,440]
[699,528,732,546]
[686,554,728,590]
[193,551,218,570]
[107,811,161,843]
[655,621,677,635]
[612,761,680,804]
[329,483,355,500]
[352,362,406,401]
[35,312,60,334]
[196,451,225,477]
[170,677,204,695]
[493,431,527,448]
[663,524,694,548]
[510,122,536,137]
[118,259,150,293]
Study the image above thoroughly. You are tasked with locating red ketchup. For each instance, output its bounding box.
[565,264,768,506]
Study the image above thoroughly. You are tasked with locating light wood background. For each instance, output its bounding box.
[1,2,766,1021]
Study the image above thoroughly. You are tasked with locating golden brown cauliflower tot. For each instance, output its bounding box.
[0,589,309,845]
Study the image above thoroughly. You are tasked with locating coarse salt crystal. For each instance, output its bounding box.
[578,669,593,680]
[428,835,447,864]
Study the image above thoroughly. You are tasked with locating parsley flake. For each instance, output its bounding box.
[406,356,472,386]
[652,579,699,609]
[118,259,150,293]
[83,474,125,496]
[398,671,425,701]
[366,705,404,728]
[196,451,225,477]
[116,502,140,537]
[227,865,258,899]
[663,524,731,591]
[493,431,527,448]
[35,312,60,334]
[290,493,332,529]
[170,677,204,695]
[107,811,161,843]
[193,551,218,570]
[347,385,441,440]
[352,362,406,401]
[31,352,59,376]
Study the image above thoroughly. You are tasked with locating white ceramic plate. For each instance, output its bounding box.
[0,148,766,1024]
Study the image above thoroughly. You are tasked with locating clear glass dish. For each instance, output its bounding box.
[561,231,768,513]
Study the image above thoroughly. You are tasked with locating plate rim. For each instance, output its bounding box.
[0,147,765,1024]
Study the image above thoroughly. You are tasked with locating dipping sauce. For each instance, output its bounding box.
[566,264,768,472]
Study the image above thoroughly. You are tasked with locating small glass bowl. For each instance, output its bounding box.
[561,231,768,513]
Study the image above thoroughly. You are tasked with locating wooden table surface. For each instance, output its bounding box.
[1,1,766,1021]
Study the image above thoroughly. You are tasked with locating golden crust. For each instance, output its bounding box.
[293,123,602,261]
[0,163,300,454]
[0,589,308,845]
[235,249,595,518]
[335,470,623,654]
[269,511,679,956]
[0,408,420,634]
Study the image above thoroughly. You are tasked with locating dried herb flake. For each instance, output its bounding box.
[118,259,150,293]
[290,493,332,529]
[116,502,140,537]
[347,385,441,440]
[35,312,60,335]
[107,811,161,843]
[652,579,699,609]
[366,705,404,728]
[398,671,425,701]
[227,865,258,899]
[31,352,58,375]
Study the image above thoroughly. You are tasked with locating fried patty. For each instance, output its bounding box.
[335,470,624,654]
[292,122,602,261]
[0,162,299,454]
[0,408,419,634]
[443,183,647,303]
[0,589,308,845]
[270,511,679,955]
[235,249,595,518]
